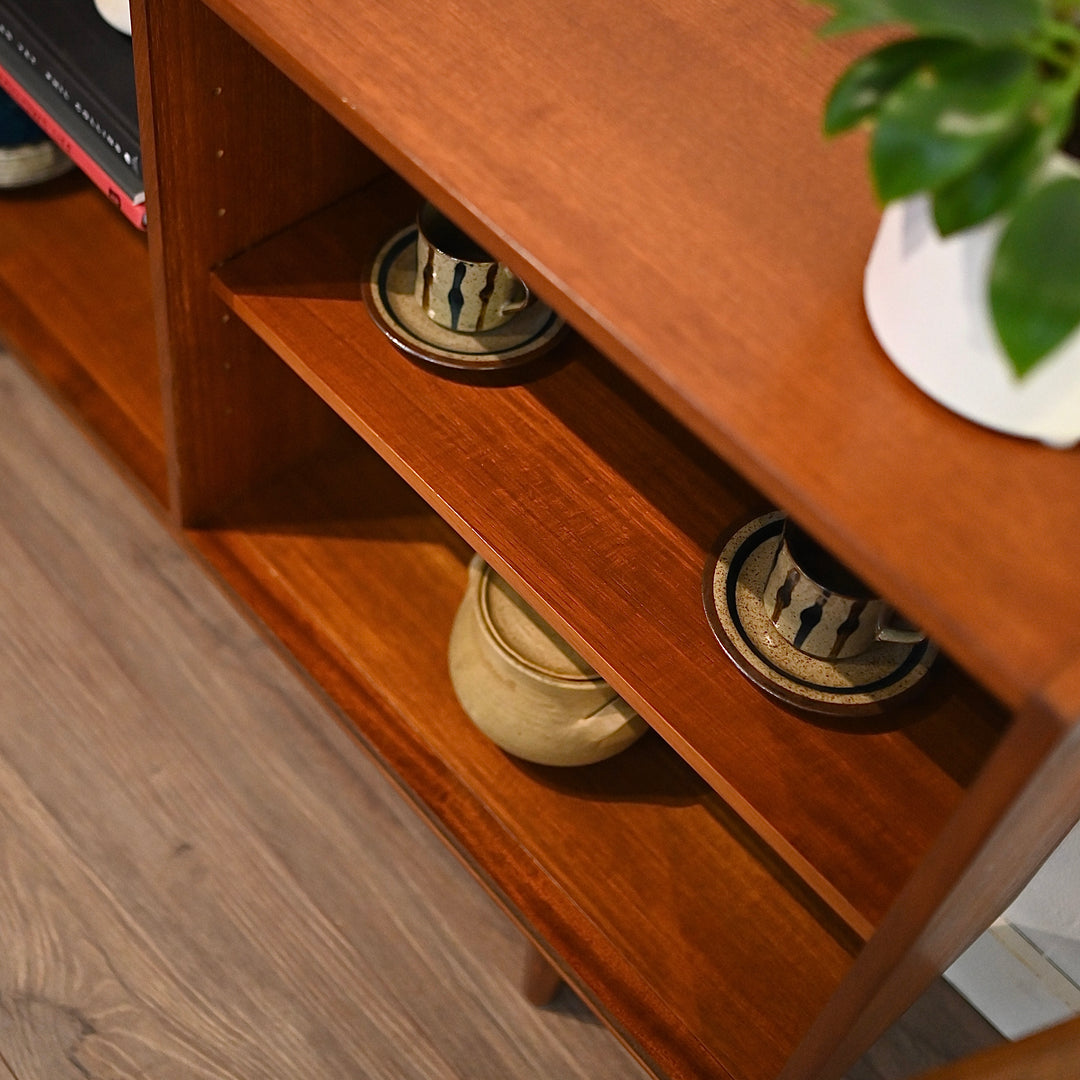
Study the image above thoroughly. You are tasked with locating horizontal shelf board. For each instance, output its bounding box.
[212,176,1010,940]
[187,434,854,1080]
[206,0,1080,710]
[0,173,165,503]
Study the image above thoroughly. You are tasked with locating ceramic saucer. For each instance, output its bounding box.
[363,226,568,370]
[703,512,938,716]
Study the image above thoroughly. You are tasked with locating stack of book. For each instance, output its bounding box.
[0,0,144,229]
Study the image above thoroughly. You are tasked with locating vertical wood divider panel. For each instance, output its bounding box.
[132,0,385,523]
[781,658,1080,1080]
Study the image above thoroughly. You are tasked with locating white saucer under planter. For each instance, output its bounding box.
[94,0,132,35]
[864,193,1080,449]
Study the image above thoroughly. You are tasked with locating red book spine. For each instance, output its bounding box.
[0,64,145,230]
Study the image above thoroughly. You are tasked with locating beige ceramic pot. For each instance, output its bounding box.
[448,557,647,766]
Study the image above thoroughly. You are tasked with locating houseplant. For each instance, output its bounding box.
[815,0,1080,444]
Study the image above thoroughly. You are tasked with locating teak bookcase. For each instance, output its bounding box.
[3,1,1079,1078]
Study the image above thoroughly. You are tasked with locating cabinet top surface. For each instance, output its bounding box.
[208,0,1080,711]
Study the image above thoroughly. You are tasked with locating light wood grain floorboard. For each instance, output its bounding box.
[0,351,651,1078]
[0,350,1001,1080]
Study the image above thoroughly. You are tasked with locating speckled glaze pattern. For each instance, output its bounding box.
[414,217,529,334]
[703,513,938,716]
[761,526,925,660]
[364,227,567,370]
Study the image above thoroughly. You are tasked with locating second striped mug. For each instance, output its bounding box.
[761,519,925,661]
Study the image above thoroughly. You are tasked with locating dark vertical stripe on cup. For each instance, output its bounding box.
[448,262,467,330]
[793,597,826,651]
[829,600,867,659]
[476,263,498,330]
[421,245,436,312]
[770,568,799,624]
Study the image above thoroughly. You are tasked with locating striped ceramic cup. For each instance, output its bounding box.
[414,202,531,333]
[761,520,925,660]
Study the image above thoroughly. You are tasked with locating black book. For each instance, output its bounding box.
[0,0,140,175]
[0,0,144,226]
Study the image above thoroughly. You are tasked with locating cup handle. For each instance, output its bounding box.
[579,697,649,752]
[466,553,486,588]
[499,281,532,317]
[875,609,926,646]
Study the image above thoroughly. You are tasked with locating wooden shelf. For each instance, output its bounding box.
[0,173,165,503]
[184,431,854,1080]
[1,0,1069,1077]
[203,0,1080,712]
[210,175,1009,940]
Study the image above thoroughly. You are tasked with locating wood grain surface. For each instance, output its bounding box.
[0,0,1057,1076]
[848,980,999,1080]
[212,174,1009,939]
[188,411,854,1080]
[198,0,1080,714]
[0,175,163,502]
[0,349,649,1079]
[135,0,383,522]
[0,352,1002,1080]
[783,663,1080,1079]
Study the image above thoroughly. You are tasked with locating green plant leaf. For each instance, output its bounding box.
[824,37,963,135]
[930,94,1071,234]
[990,174,1080,376]
[815,0,1048,43]
[870,46,1041,203]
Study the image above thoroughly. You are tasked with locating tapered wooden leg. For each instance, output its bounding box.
[522,940,563,1006]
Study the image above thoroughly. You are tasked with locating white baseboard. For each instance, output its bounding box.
[945,919,1080,1040]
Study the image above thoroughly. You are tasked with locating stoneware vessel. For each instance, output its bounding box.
[0,92,72,189]
[761,521,924,661]
[448,557,647,766]
[703,511,939,716]
[415,202,530,333]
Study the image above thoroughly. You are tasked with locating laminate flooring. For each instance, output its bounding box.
[0,349,1001,1080]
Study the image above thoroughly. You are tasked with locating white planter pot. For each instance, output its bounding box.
[864,192,1080,448]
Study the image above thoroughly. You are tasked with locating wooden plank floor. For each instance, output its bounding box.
[0,349,1001,1080]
